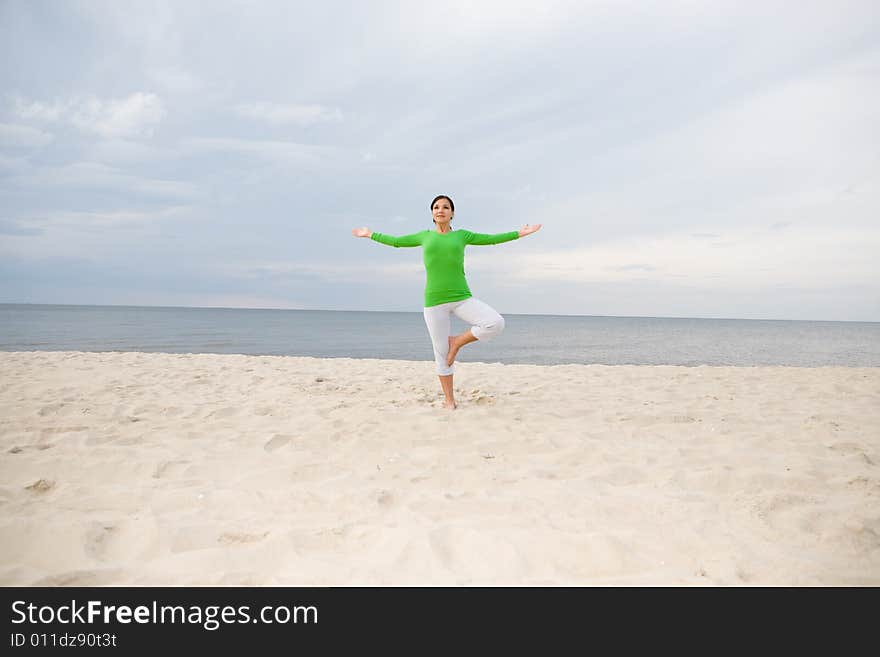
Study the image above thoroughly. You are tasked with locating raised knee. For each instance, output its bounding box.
[484,315,504,336]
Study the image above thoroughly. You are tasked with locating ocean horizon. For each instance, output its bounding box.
[5,300,879,322]
[2,303,879,367]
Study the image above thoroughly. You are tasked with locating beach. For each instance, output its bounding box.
[1,350,878,586]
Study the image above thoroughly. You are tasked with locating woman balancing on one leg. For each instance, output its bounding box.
[352,195,542,410]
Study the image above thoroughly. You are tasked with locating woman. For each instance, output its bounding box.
[352,195,542,409]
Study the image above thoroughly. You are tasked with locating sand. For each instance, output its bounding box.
[0,350,878,586]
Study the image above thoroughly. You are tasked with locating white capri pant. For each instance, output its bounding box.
[423,297,505,375]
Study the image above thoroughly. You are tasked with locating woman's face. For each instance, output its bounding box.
[432,198,453,223]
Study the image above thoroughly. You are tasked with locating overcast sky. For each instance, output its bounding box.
[1,0,878,321]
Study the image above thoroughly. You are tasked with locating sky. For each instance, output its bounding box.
[1,0,878,321]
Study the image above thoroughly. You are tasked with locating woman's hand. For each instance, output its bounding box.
[352,227,372,238]
[518,224,542,237]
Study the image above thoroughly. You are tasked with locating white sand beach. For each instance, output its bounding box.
[0,350,878,586]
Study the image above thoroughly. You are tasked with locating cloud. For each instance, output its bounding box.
[184,137,337,164]
[13,93,166,138]
[235,102,343,126]
[507,226,880,289]
[86,139,174,165]
[608,264,657,272]
[2,1,877,319]
[514,45,880,245]
[147,68,203,95]
[233,260,423,282]
[0,207,190,261]
[12,98,65,122]
[0,219,43,236]
[42,205,191,228]
[0,154,34,174]
[0,123,54,148]
[9,162,198,200]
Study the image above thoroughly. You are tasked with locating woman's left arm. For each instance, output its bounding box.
[466,225,542,245]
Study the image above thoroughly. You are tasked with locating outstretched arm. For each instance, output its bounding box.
[351,227,424,247]
[465,224,542,245]
[518,224,542,237]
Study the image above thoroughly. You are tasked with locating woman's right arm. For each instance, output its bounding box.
[352,228,424,247]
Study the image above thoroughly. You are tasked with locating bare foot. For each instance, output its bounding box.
[443,400,457,410]
[446,335,460,367]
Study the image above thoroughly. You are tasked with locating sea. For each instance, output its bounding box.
[1,303,878,367]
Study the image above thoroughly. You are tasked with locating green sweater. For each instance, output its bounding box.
[371,228,519,307]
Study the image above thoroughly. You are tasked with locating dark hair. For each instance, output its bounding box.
[430,195,454,212]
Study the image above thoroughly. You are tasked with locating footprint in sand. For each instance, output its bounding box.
[9,444,54,454]
[375,489,395,507]
[25,479,55,493]
[218,531,269,545]
[748,492,815,523]
[829,442,875,465]
[40,425,89,435]
[264,434,291,452]
[37,403,66,416]
[84,523,118,560]
[153,460,190,479]
[427,527,455,569]
[207,407,238,419]
[847,476,880,495]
